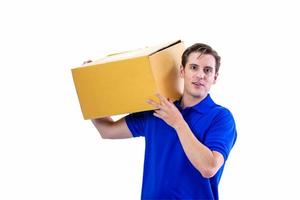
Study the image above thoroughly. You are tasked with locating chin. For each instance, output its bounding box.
[189,91,207,99]
[191,93,205,99]
[184,86,208,99]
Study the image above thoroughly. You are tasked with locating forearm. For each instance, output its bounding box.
[91,117,132,139]
[91,117,114,139]
[174,120,222,178]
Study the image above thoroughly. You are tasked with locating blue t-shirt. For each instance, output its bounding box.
[125,94,237,200]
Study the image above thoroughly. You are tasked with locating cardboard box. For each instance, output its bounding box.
[72,40,184,119]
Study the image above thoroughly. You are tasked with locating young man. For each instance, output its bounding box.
[91,43,237,199]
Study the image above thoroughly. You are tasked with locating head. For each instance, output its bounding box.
[180,43,221,102]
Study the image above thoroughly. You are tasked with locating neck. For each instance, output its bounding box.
[180,93,208,109]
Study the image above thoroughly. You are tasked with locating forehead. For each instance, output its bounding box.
[187,52,216,67]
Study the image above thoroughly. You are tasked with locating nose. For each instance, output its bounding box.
[195,69,205,79]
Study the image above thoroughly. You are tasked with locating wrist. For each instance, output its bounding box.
[173,118,187,132]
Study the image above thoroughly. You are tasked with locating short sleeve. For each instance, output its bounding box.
[125,111,147,137]
[204,108,237,161]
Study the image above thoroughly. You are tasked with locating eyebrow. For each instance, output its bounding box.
[189,63,213,68]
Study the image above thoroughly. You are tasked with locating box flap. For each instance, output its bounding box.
[149,40,182,55]
[82,40,182,66]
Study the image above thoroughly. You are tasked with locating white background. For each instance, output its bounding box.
[1,0,300,199]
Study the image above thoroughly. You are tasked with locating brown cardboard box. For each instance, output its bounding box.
[72,40,184,119]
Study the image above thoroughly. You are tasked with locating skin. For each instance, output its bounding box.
[91,53,224,178]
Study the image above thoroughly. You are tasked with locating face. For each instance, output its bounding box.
[180,52,218,100]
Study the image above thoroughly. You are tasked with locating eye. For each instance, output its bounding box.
[203,67,213,74]
[190,65,198,70]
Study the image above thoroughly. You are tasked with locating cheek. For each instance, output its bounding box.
[209,78,216,85]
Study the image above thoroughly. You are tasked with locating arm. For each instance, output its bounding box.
[174,120,224,178]
[147,94,224,178]
[91,117,133,139]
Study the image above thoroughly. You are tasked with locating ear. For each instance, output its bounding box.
[180,65,184,78]
[213,72,219,84]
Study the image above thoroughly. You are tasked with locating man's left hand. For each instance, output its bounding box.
[147,94,184,129]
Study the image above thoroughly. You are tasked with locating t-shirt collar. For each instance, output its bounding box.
[175,94,215,114]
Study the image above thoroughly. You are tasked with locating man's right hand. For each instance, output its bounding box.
[82,60,93,65]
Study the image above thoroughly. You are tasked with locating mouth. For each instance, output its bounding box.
[192,81,205,87]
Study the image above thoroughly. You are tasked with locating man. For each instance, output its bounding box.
[91,43,237,199]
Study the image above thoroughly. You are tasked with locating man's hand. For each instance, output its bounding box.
[82,60,92,65]
[147,93,184,129]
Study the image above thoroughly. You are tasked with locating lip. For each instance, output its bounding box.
[192,81,205,87]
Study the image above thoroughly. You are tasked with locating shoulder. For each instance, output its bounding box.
[125,110,154,121]
[210,104,235,124]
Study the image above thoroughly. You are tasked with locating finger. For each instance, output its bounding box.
[157,94,173,108]
[156,93,169,105]
[166,97,174,104]
[153,111,164,119]
[82,60,92,65]
[155,108,166,116]
[147,99,162,110]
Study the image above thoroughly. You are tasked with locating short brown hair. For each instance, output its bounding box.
[181,43,221,73]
